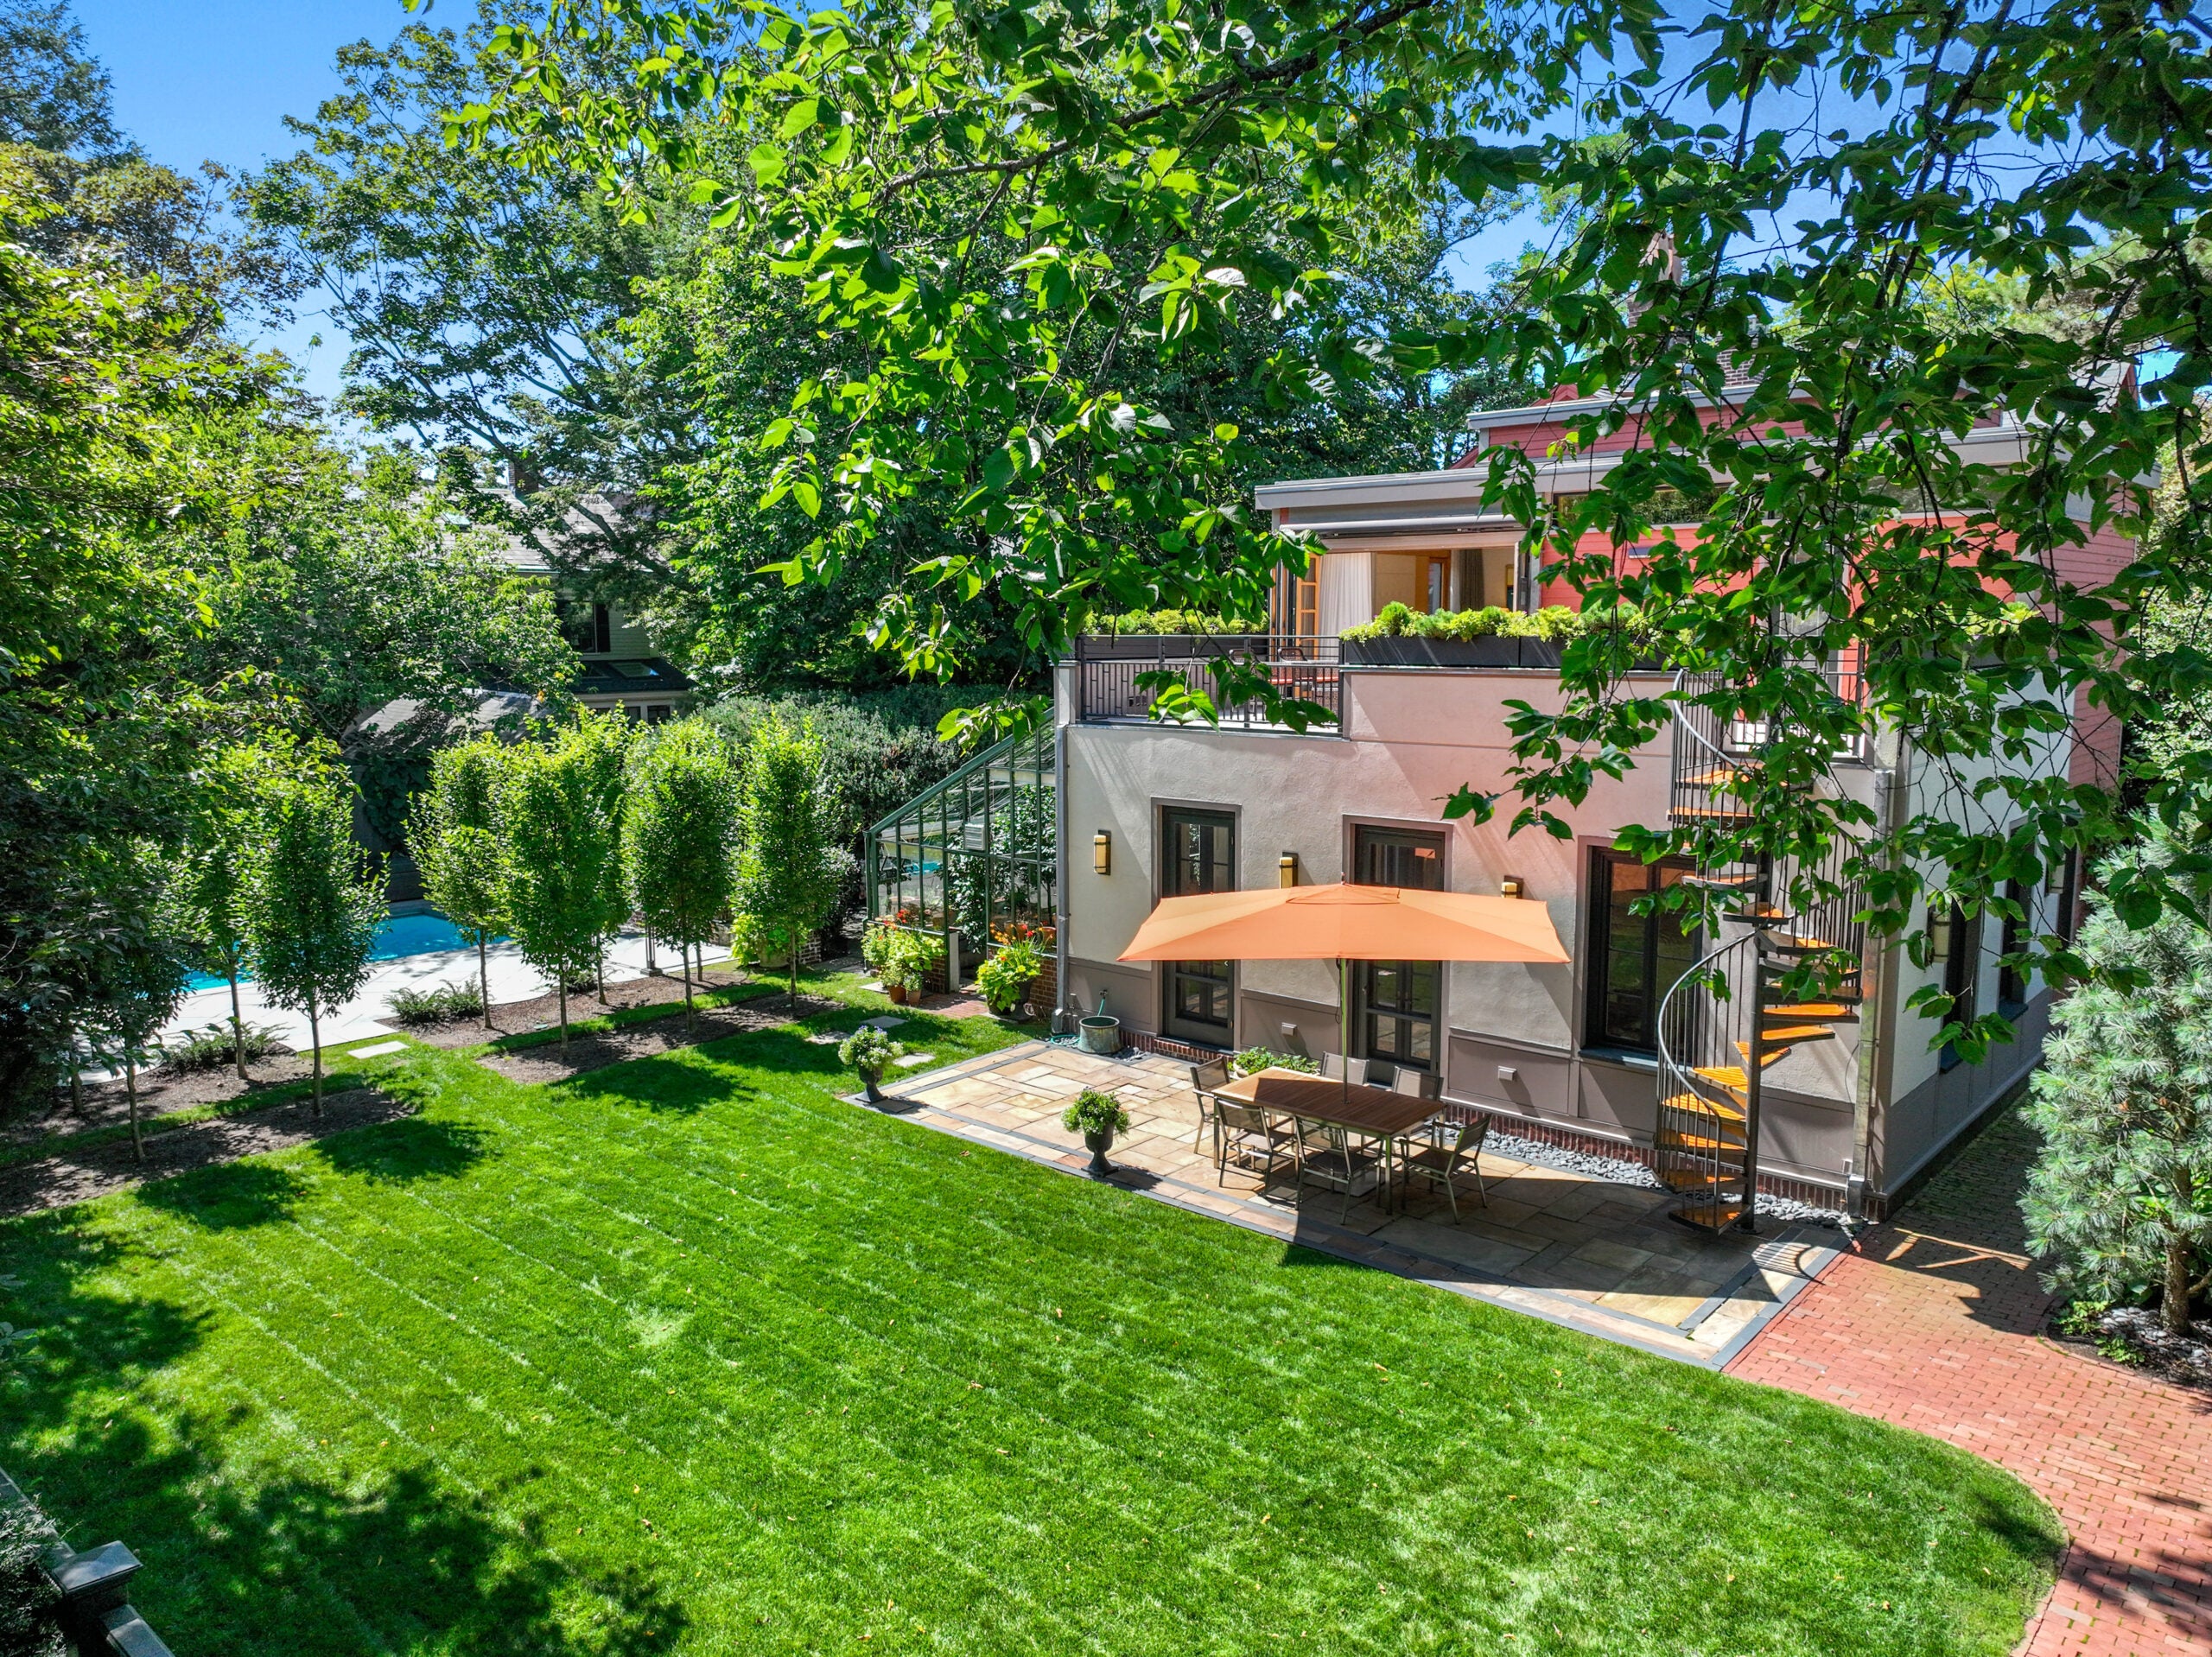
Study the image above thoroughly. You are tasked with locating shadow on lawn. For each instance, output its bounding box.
[3,1225,688,1657]
[134,1161,308,1230]
[554,1019,868,1116]
[313,1116,491,1186]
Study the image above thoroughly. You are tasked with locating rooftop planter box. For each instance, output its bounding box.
[1343,634,1562,670]
[1075,632,1268,662]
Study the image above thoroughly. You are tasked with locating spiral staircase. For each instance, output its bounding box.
[1653,672,1867,1234]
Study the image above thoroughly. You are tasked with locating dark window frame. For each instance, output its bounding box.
[1997,879,2029,1014]
[1351,825,1446,1073]
[558,598,612,656]
[1159,807,1237,1045]
[1582,848,1700,1057]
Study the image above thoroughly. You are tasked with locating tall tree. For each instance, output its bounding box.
[466,0,2212,1020]
[410,733,509,1028]
[496,718,627,1051]
[734,715,841,1005]
[241,770,385,1115]
[625,719,738,1030]
[2023,833,2212,1336]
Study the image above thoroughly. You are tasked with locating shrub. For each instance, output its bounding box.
[1340,602,1652,649]
[0,1499,61,1657]
[866,926,944,997]
[385,981,487,1027]
[1062,1088,1130,1137]
[974,938,1043,1015]
[157,1019,289,1073]
[2022,828,2212,1336]
[1229,1046,1318,1078]
[1088,608,1266,636]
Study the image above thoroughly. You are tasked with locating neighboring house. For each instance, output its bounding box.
[482,519,694,723]
[870,384,2127,1228]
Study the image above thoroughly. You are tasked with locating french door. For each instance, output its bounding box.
[1161,809,1236,1045]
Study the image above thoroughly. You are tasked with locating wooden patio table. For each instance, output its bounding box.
[1211,1068,1438,1207]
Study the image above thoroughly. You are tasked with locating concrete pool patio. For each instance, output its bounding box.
[871,1038,1842,1367]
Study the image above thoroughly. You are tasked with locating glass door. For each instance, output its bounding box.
[1352,827,1445,1073]
[1162,809,1236,1045]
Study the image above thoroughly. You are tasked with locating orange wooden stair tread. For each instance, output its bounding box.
[1764,1001,1859,1022]
[1664,1089,1746,1122]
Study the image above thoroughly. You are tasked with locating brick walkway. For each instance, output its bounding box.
[1726,1109,2212,1655]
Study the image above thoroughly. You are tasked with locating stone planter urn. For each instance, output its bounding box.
[1083,1127,1116,1175]
[1077,1014,1121,1055]
[860,1067,887,1105]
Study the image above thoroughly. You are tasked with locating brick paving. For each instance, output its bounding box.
[1726,1107,2212,1656]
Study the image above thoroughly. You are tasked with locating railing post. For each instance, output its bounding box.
[1737,960,1768,1234]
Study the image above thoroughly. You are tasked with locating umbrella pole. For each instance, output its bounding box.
[1338,956,1351,1109]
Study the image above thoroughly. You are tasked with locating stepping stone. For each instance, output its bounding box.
[804,1032,842,1045]
[347,1040,407,1058]
[861,1016,908,1031]
[893,1053,938,1069]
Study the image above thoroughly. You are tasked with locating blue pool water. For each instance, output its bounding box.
[188,912,498,990]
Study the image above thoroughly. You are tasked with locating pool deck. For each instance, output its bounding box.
[160,927,732,1052]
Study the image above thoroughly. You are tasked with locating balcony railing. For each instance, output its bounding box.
[1072,633,1341,730]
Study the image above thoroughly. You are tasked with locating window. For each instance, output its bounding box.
[1418,554,1451,614]
[1941,902,1980,1070]
[1585,851,1699,1054]
[1161,809,1236,1044]
[1352,827,1445,1072]
[557,599,611,655]
[1997,879,2029,1013]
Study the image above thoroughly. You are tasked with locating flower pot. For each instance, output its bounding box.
[886,981,910,1006]
[1077,1015,1121,1055]
[1083,1127,1116,1175]
[861,1070,885,1104]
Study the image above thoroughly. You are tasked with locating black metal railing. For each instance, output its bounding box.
[1072,633,1341,730]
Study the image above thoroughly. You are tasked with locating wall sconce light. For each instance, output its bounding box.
[1092,830,1111,877]
[1500,874,1525,899]
[1278,852,1299,888]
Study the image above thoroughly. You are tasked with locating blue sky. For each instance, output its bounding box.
[75,0,416,399]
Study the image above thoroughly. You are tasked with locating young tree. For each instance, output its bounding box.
[2023,836,2212,1336]
[567,709,633,1000]
[78,845,191,1161]
[625,719,738,1032]
[410,733,508,1027]
[497,718,626,1051]
[734,715,842,1006]
[175,738,308,1081]
[242,770,385,1116]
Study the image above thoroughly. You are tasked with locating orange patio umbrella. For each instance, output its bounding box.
[1118,883,1568,1101]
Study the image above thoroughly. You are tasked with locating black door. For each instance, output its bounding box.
[1353,827,1445,1073]
[1161,809,1236,1044]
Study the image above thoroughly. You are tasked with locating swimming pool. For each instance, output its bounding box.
[187,912,499,990]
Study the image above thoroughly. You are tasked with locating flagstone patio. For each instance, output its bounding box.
[875,1038,1840,1366]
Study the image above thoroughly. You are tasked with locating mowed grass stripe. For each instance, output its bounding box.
[3,971,2060,1655]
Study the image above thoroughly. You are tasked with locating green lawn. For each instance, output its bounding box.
[1,972,2060,1655]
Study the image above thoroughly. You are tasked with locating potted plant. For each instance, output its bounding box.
[839,1025,907,1103]
[975,938,1043,1019]
[861,920,899,989]
[1062,1087,1131,1175]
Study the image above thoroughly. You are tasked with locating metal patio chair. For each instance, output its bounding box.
[1294,1116,1389,1222]
[1188,1057,1232,1151]
[1212,1099,1301,1187]
[1400,1115,1491,1220]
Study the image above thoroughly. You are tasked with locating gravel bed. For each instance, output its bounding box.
[1484,1127,1846,1228]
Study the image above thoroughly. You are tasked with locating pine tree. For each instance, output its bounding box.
[734,715,842,1006]
[2022,834,2212,1335]
[241,769,385,1116]
[411,733,507,1028]
[625,720,738,1032]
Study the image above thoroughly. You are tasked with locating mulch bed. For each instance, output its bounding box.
[3,1054,312,1156]
[405,968,749,1050]
[2048,1307,2212,1393]
[476,994,844,1085]
[0,1089,407,1219]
